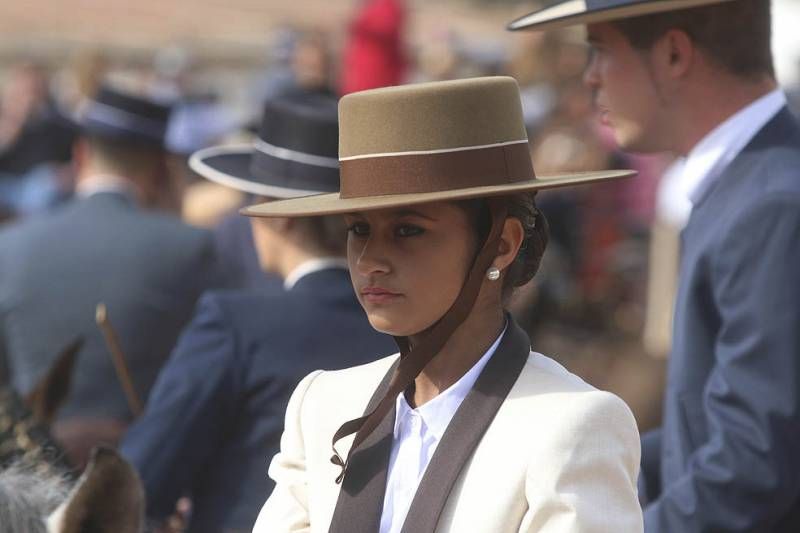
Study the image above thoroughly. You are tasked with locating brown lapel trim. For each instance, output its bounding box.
[328,358,400,533]
[400,317,531,533]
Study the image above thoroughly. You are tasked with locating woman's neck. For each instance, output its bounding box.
[407,304,506,408]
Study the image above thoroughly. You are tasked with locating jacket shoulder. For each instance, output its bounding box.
[297,354,399,419]
[311,353,399,391]
[514,352,597,394]
[510,352,639,441]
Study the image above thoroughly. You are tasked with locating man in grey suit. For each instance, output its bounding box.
[0,86,218,466]
[510,0,800,531]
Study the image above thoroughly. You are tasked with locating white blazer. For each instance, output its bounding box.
[254,320,643,533]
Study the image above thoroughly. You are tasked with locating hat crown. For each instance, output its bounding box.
[259,90,339,159]
[94,86,172,124]
[339,76,528,159]
[80,85,172,145]
[336,77,535,200]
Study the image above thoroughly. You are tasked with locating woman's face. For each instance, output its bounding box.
[344,202,477,337]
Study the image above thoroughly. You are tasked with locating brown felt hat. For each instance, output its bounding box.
[242,76,635,218]
[508,0,736,33]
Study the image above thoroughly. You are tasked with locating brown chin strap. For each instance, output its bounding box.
[330,197,509,484]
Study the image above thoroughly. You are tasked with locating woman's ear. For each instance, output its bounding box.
[494,217,525,272]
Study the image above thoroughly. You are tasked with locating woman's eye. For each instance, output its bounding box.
[396,225,423,237]
[347,222,369,237]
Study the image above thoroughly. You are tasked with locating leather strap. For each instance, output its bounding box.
[330,198,509,483]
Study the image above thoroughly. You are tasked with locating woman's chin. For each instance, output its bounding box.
[367,312,424,338]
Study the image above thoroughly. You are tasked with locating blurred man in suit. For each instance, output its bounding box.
[120,90,395,533]
[0,85,218,467]
[510,0,800,530]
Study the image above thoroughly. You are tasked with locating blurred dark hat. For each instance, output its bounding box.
[75,85,172,146]
[189,90,339,199]
[508,0,736,32]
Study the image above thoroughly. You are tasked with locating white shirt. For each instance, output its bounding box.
[379,325,507,533]
[655,158,696,229]
[684,89,786,206]
[75,174,139,200]
[283,257,348,290]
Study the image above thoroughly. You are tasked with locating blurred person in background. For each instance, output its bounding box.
[121,90,394,533]
[0,62,76,218]
[292,30,337,97]
[507,30,561,133]
[340,0,407,95]
[208,28,339,290]
[511,0,800,530]
[256,28,336,105]
[51,49,109,115]
[0,84,219,469]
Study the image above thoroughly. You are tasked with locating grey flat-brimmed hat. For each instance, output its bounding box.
[189,90,340,199]
[508,0,736,32]
[242,76,635,218]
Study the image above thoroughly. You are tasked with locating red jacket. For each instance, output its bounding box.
[340,0,407,95]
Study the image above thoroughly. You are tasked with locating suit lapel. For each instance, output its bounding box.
[691,106,797,209]
[400,318,531,533]
[328,358,399,533]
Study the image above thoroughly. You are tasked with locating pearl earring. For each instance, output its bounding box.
[486,266,501,281]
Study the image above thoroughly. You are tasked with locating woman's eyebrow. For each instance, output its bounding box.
[393,209,437,221]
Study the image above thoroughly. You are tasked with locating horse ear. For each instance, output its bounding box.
[46,447,144,533]
[24,337,83,425]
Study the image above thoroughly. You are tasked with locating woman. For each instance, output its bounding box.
[248,76,642,532]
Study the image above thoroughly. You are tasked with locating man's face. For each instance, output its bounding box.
[584,23,669,152]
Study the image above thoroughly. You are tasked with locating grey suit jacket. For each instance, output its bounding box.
[643,107,800,532]
[0,191,218,420]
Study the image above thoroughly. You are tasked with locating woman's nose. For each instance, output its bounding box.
[354,236,391,276]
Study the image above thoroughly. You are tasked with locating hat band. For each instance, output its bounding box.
[339,142,535,199]
[586,0,619,8]
[250,148,340,194]
[82,101,166,140]
[254,138,339,169]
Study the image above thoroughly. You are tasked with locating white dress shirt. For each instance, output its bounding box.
[379,325,507,533]
[683,89,787,206]
[75,174,139,199]
[283,257,349,290]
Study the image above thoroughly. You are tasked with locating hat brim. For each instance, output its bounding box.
[508,0,735,32]
[189,144,330,199]
[241,169,636,217]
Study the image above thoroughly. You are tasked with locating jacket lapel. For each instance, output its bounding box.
[400,318,531,533]
[691,106,797,209]
[328,358,399,533]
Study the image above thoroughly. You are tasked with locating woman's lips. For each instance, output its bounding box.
[360,287,402,304]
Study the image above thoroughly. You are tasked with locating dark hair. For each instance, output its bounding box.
[613,0,773,80]
[459,193,549,298]
[86,134,165,177]
[292,215,347,256]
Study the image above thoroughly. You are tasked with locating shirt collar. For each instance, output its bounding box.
[685,89,786,205]
[76,174,139,200]
[283,257,349,290]
[393,322,507,442]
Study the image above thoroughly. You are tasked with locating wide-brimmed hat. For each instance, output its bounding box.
[189,90,340,199]
[243,76,634,218]
[508,0,736,32]
[74,85,172,146]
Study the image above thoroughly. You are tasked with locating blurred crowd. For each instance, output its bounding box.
[0,0,798,530]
